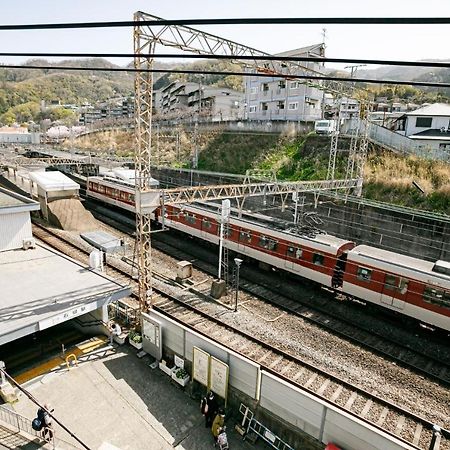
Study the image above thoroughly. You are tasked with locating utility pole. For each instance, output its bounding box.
[344,64,367,79]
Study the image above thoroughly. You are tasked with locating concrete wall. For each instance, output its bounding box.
[147,309,417,450]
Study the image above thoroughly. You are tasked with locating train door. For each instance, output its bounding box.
[285,246,302,271]
[238,229,251,254]
[381,274,407,309]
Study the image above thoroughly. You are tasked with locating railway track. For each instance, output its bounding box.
[90,204,450,386]
[151,234,450,385]
[31,222,450,449]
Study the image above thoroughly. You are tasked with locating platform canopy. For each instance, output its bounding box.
[29,171,79,192]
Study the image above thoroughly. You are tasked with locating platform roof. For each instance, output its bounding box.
[0,244,131,346]
[0,186,40,214]
[29,171,79,192]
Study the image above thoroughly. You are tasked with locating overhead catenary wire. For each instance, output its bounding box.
[1,52,450,70]
[0,17,450,31]
[1,64,449,89]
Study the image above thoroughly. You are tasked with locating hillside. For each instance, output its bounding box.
[72,129,450,214]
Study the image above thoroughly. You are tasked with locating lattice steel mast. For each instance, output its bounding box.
[133,11,366,311]
[134,12,155,311]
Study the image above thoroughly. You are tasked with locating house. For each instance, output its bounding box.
[396,103,450,150]
[187,86,244,121]
[244,43,325,122]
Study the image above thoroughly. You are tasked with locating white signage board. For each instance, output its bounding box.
[174,354,185,369]
[193,347,210,387]
[141,313,162,360]
[209,356,229,401]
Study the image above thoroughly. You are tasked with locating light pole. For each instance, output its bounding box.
[234,258,243,312]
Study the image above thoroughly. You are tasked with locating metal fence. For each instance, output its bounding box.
[0,404,55,448]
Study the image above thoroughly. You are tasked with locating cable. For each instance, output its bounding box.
[0,17,449,31]
[0,367,92,450]
[1,52,450,70]
[0,64,449,88]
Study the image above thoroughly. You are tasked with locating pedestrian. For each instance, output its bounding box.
[108,321,121,345]
[38,404,54,442]
[205,391,218,428]
[211,409,225,446]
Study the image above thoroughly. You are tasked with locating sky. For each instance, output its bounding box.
[0,0,449,72]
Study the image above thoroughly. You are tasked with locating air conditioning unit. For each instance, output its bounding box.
[22,237,36,250]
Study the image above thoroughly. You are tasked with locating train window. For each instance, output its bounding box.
[423,286,450,309]
[258,235,277,250]
[224,225,232,237]
[384,274,398,290]
[267,239,278,251]
[202,218,212,229]
[287,246,303,259]
[357,266,372,281]
[313,253,324,266]
[239,230,252,243]
[186,214,197,224]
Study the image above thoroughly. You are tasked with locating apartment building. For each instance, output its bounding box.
[245,43,325,122]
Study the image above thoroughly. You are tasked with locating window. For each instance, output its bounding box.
[423,286,450,309]
[202,218,212,229]
[384,274,398,291]
[250,87,257,94]
[415,117,432,128]
[239,230,252,243]
[278,80,286,89]
[290,81,300,89]
[288,102,299,110]
[287,246,303,259]
[258,235,277,251]
[261,83,269,92]
[186,214,197,224]
[313,253,324,266]
[261,103,268,111]
[249,105,257,113]
[357,267,372,281]
[277,101,285,110]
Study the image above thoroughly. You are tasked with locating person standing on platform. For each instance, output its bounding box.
[212,409,225,446]
[205,391,218,428]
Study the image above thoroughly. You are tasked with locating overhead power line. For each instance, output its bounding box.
[1,52,450,69]
[0,17,449,31]
[1,64,449,89]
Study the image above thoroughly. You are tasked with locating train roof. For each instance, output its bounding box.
[350,245,450,280]
[186,203,353,252]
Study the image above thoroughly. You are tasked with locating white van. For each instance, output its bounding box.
[314,120,337,135]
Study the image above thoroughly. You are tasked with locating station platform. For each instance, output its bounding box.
[7,340,297,450]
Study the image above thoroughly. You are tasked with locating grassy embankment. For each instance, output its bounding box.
[72,129,450,214]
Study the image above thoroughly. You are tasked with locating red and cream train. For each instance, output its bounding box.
[87,175,450,332]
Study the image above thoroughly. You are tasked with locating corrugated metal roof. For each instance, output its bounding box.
[0,187,40,213]
[29,171,79,192]
[0,244,130,346]
[405,103,450,117]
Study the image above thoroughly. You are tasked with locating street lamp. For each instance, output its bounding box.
[234,258,243,312]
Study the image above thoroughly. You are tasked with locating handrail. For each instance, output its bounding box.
[0,404,53,446]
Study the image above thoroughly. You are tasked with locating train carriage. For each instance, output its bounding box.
[86,175,450,332]
[343,245,450,330]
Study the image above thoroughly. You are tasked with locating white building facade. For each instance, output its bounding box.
[244,44,325,122]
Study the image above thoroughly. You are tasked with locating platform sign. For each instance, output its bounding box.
[192,347,210,387]
[209,356,229,403]
[141,313,162,360]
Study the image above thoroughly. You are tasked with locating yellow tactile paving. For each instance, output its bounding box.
[14,336,108,385]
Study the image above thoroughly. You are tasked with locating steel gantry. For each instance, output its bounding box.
[133,11,367,311]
